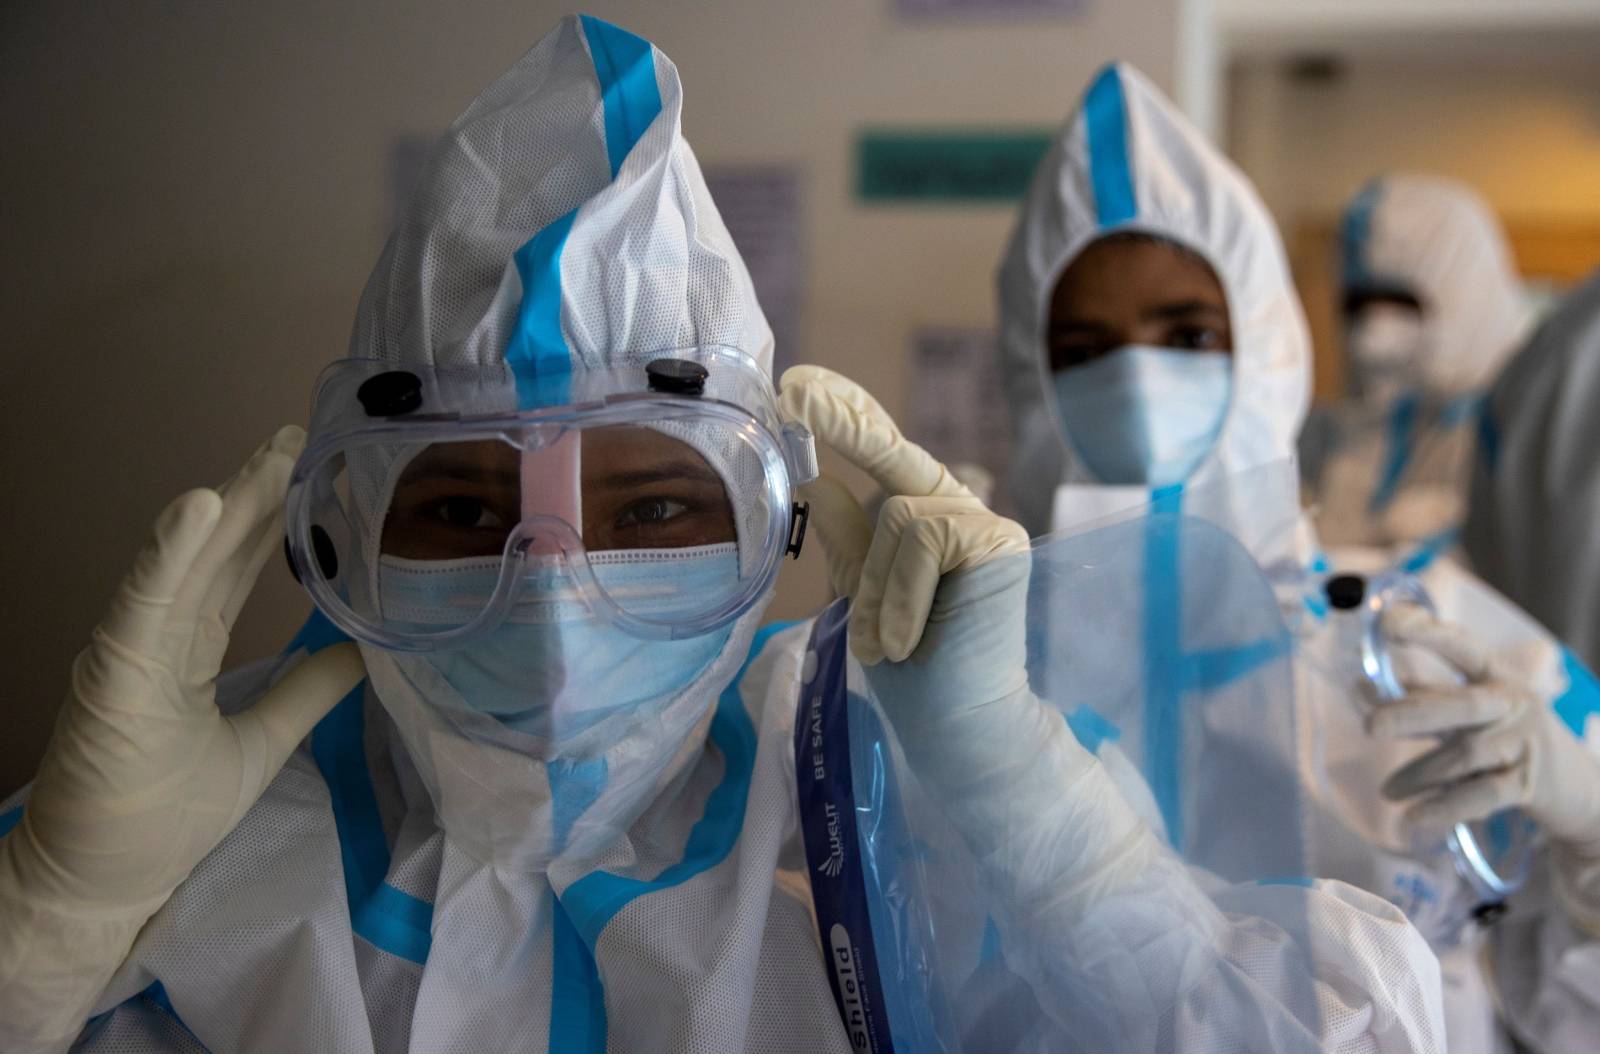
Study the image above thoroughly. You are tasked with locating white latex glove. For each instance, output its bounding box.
[0,427,366,1053]
[1372,603,1600,934]
[778,366,1179,929]
[776,365,1028,666]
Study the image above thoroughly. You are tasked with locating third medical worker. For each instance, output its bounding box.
[1303,175,1530,554]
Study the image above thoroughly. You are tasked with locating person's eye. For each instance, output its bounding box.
[1050,340,1108,370]
[614,497,689,529]
[1166,325,1226,351]
[431,496,509,530]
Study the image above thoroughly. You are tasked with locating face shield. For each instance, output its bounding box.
[286,346,817,653]
[797,467,1340,1049]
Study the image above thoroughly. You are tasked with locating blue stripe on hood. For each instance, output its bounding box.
[580,16,663,179]
[506,208,579,407]
[1084,65,1137,228]
[504,18,664,410]
[1341,180,1383,288]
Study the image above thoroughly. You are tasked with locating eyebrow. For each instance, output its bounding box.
[1140,300,1228,323]
[397,461,521,488]
[585,460,725,491]
[1049,319,1118,335]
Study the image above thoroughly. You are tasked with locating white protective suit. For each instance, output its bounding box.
[0,22,1451,1054]
[1303,175,1530,553]
[998,63,1599,1053]
[1461,271,1600,1050]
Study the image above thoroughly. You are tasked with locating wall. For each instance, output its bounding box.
[1229,56,1600,226]
[1226,51,1600,396]
[0,0,1179,793]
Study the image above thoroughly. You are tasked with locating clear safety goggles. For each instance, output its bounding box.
[285,347,817,651]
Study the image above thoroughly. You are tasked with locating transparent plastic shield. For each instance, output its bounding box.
[796,475,1342,1052]
[1050,459,1310,604]
[1028,512,1305,884]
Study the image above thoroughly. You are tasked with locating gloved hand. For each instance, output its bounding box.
[0,427,366,1053]
[1372,602,1600,934]
[776,364,1028,666]
[778,366,1189,934]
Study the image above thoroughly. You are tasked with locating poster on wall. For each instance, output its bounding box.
[857,131,1053,203]
[907,326,1012,510]
[704,166,806,377]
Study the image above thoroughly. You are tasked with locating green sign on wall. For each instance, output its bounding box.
[857,131,1054,203]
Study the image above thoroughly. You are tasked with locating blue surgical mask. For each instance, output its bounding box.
[1051,345,1232,487]
[377,546,740,738]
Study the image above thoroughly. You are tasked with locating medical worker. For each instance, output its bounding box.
[1459,274,1600,1046]
[1,19,1447,1053]
[1303,175,1530,554]
[998,62,1600,1052]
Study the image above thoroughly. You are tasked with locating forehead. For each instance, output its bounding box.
[1049,235,1226,321]
[396,428,716,481]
